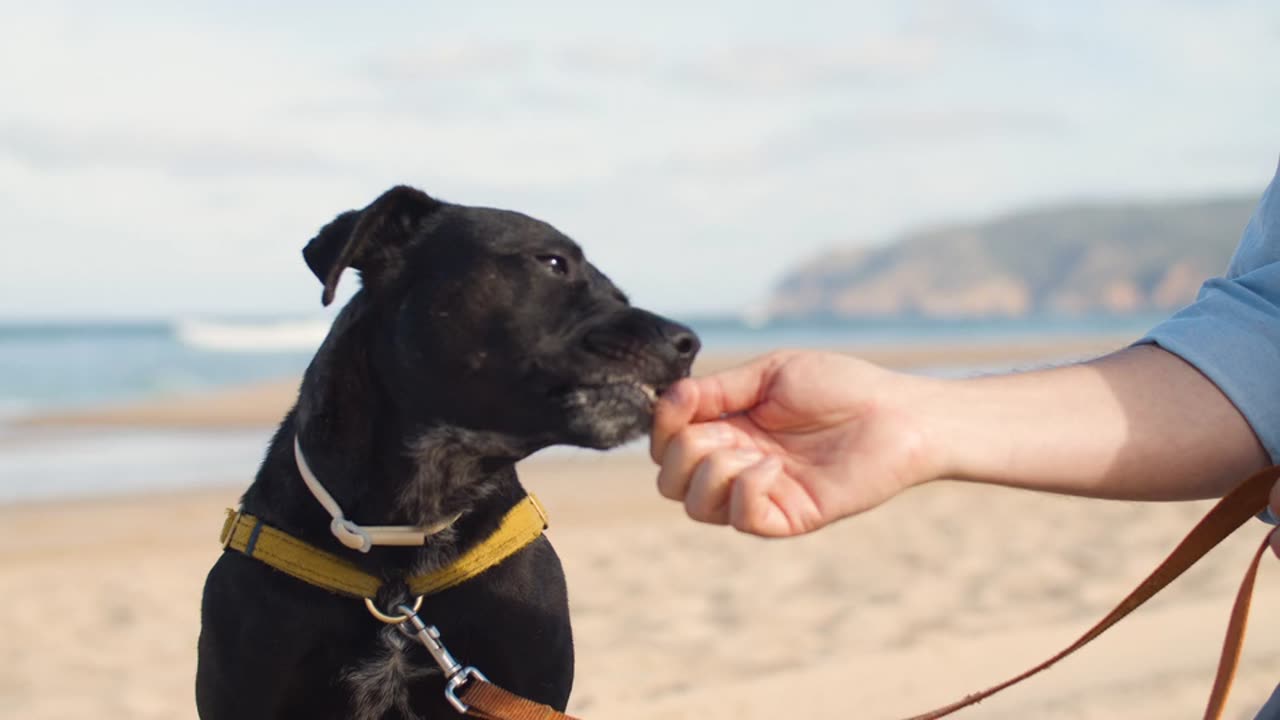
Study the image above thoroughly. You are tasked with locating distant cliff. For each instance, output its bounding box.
[767,197,1257,320]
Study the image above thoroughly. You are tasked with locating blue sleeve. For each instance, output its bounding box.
[1137,159,1280,470]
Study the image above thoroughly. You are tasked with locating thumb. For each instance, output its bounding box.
[687,352,788,423]
[651,353,786,464]
[650,379,699,463]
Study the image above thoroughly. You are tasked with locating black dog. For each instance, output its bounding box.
[196,186,699,719]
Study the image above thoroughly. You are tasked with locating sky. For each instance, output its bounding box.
[2,0,1278,320]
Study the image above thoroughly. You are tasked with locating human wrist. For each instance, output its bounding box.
[908,373,1027,487]
[880,372,958,490]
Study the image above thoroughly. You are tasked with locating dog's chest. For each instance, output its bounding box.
[341,554,456,720]
[342,626,440,720]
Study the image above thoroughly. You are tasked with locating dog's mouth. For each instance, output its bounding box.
[552,378,666,408]
[546,374,682,448]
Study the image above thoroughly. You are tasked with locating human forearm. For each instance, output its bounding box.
[918,345,1269,500]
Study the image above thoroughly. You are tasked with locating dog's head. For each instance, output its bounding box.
[302,186,699,454]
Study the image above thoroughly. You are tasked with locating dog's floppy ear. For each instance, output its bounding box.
[302,186,443,306]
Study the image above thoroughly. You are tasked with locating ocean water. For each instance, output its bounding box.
[0,319,322,420]
[0,314,1162,503]
[0,313,1164,419]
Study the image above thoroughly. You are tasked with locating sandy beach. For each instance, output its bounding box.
[3,340,1278,719]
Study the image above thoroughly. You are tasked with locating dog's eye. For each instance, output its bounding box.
[536,254,569,276]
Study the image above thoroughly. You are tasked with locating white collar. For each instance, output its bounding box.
[294,436,461,554]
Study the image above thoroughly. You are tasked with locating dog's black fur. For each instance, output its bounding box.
[195,186,699,719]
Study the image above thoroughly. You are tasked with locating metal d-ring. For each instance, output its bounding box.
[363,596,489,713]
[364,594,424,624]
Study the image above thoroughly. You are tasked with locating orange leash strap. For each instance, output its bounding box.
[906,466,1279,720]
[456,471,1276,720]
[461,679,583,720]
[1204,527,1274,718]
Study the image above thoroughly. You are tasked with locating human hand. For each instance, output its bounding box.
[650,351,941,537]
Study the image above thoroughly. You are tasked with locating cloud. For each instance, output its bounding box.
[669,40,939,94]
[902,0,1058,49]
[363,36,939,105]
[366,43,532,81]
[555,44,655,77]
[629,107,1071,181]
[0,122,341,177]
[0,1,1277,318]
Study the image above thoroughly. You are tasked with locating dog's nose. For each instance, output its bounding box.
[658,320,701,362]
[646,315,700,372]
[584,311,701,368]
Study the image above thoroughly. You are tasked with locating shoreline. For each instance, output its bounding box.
[12,335,1133,430]
[1,336,1137,504]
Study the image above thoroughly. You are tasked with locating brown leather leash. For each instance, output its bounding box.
[906,465,1279,720]
[460,679,582,720]
[398,468,1278,720]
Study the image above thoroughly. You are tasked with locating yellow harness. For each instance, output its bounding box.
[219,494,549,601]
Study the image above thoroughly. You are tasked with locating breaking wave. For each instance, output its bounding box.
[173,317,329,353]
